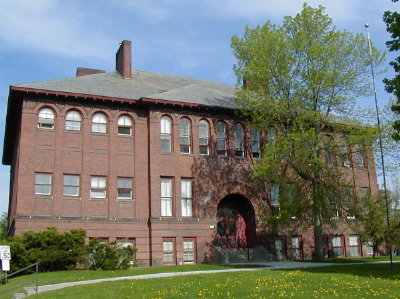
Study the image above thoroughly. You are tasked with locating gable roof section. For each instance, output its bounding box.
[11,70,237,109]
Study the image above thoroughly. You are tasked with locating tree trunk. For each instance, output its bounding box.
[313,212,325,261]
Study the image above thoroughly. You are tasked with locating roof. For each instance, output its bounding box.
[12,70,237,109]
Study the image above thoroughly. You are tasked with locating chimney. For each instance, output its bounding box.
[116,40,132,79]
[76,67,105,77]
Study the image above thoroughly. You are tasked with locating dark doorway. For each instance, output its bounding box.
[216,194,256,248]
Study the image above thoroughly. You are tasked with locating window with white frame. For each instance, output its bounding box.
[216,122,227,156]
[266,127,276,142]
[250,128,260,159]
[291,236,301,260]
[331,236,343,257]
[35,173,52,195]
[234,123,245,157]
[117,178,132,199]
[181,179,192,217]
[183,239,195,264]
[180,118,191,154]
[90,176,106,198]
[161,116,172,152]
[275,238,284,260]
[161,178,172,216]
[118,115,132,136]
[339,138,351,168]
[349,235,359,256]
[92,113,107,133]
[367,241,374,255]
[355,146,365,167]
[63,174,79,196]
[65,110,81,131]
[199,120,209,155]
[162,239,175,264]
[38,108,55,129]
[270,184,280,207]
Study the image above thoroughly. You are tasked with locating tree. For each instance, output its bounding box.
[383,0,400,141]
[231,4,383,260]
[0,212,8,241]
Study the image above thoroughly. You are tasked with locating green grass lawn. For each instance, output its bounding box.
[22,262,400,299]
[1,259,399,298]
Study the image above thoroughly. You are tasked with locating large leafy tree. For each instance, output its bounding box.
[231,4,383,260]
[383,0,400,140]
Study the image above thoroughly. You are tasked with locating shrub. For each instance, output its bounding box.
[86,238,136,270]
[4,228,86,272]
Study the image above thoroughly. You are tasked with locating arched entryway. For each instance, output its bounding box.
[215,194,256,248]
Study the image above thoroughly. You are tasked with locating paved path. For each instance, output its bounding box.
[16,261,394,298]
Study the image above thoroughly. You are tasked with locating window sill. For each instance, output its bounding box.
[33,195,53,199]
[64,130,82,134]
[90,198,108,201]
[91,132,108,136]
[117,198,134,201]
[63,196,81,200]
[37,127,54,131]
[117,134,133,138]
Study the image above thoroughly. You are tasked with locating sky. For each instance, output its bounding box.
[0,0,399,214]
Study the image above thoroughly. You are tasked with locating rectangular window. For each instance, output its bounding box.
[63,174,79,196]
[217,122,227,156]
[90,176,106,199]
[270,184,279,207]
[266,127,276,142]
[35,173,52,195]
[331,236,343,257]
[251,128,260,159]
[180,119,191,154]
[275,238,284,260]
[118,178,132,199]
[358,187,369,199]
[162,239,175,264]
[367,241,374,255]
[181,179,192,217]
[291,236,301,260]
[161,178,172,216]
[183,239,196,264]
[349,235,359,256]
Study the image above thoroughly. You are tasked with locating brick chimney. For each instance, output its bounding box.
[116,40,132,79]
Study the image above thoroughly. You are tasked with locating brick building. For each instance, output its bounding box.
[2,41,379,266]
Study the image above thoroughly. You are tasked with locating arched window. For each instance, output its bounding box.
[92,112,107,133]
[199,120,209,155]
[118,115,132,136]
[216,122,227,156]
[180,118,191,154]
[65,110,81,131]
[266,127,276,142]
[38,108,55,129]
[160,116,172,152]
[250,128,260,158]
[234,123,244,157]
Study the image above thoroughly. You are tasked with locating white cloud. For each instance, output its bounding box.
[0,0,114,61]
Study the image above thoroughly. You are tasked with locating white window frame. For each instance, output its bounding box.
[349,235,359,256]
[291,236,301,260]
[90,176,107,199]
[181,179,192,217]
[65,110,81,131]
[180,118,191,154]
[331,236,343,257]
[63,174,80,196]
[199,120,209,155]
[161,116,172,152]
[35,173,52,195]
[118,115,132,136]
[161,178,172,216]
[92,113,107,134]
[117,178,133,199]
[234,123,245,157]
[183,239,195,264]
[38,108,55,129]
[162,239,175,264]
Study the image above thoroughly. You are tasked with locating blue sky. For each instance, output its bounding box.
[0,0,398,214]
